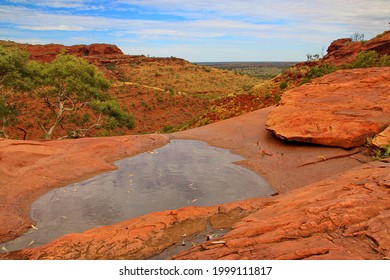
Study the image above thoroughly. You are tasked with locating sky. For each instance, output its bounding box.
[0,0,389,62]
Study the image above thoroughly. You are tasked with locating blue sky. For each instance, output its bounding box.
[0,0,389,62]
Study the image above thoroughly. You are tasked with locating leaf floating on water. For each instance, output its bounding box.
[1,246,8,252]
[189,183,194,187]
[31,224,38,230]
[128,174,134,177]
[191,199,197,203]
[62,216,67,219]
[191,241,197,247]
[27,240,35,246]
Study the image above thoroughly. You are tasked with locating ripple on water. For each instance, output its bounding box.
[1,140,273,252]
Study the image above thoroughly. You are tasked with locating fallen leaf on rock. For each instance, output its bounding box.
[210,241,226,245]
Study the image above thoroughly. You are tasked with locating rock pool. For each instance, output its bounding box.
[1,140,273,252]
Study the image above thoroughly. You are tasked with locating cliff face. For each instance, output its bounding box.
[22,43,123,62]
[322,31,390,65]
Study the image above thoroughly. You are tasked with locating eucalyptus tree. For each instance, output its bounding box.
[36,53,134,139]
[0,44,33,138]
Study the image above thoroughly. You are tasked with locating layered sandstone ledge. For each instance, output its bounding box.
[266,67,390,149]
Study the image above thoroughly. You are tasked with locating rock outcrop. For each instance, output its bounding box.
[266,67,390,149]
[172,162,390,260]
[322,31,390,65]
[23,43,123,62]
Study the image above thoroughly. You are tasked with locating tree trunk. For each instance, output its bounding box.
[45,102,64,140]
[0,118,8,139]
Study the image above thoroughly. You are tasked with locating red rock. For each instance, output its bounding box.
[322,31,390,65]
[266,67,390,148]
[24,43,123,62]
[373,126,390,149]
[172,162,390,260]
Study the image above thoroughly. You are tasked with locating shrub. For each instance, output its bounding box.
[347,50,390,68]
[350,32,365,42]
[373,141,390,160]
[307,64,337,79]
[299,77,311,85]
[273,94,281,103]
[279,81,288,90]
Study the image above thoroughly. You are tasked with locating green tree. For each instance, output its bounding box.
[35,53,135,139]
[0,45,32,138]
[35,53,111,139]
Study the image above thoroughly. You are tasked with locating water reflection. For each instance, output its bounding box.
[1,140,273,252]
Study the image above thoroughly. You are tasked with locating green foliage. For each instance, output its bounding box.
[279,81,288,90]
[273,94,281,103]
[346,50,390,68]
[299,77,311,85]
[33,53,129,139]
[0,45,32,90]
[161,125,177,133]
[39,53,110,102]
[0,45,36,137]
[307,64,337,79]
[89,99,135,130]
[373,142,390,160]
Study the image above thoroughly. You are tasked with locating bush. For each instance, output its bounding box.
[279,81,288,90]
[307,64,337,79]
[347,50,390,68]
[350,32,365,42]
[373,141,390,160]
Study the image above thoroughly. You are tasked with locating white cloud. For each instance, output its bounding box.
[0,0,389,61]
[18,25,88,31]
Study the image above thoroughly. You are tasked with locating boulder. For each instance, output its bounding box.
[266,67,390,149]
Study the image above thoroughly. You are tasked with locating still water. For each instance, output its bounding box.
[1,140,273,252]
